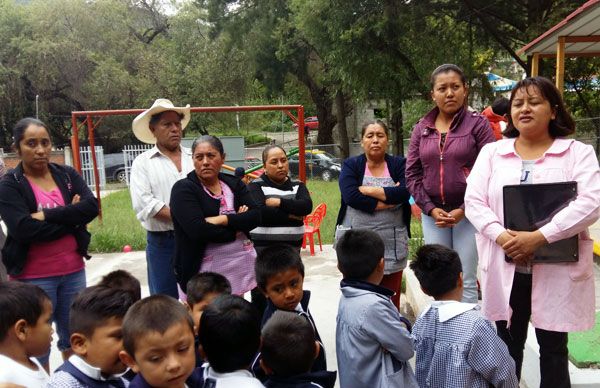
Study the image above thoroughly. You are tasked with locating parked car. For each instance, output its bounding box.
[292,116,319,131]
[244,156,265,176]
[104,153,127,183]
[288,151,341,181]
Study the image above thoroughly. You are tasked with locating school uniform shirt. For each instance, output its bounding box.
[201,365,265,388]
[252,291,327,381]
[0,354,49,387]
[336,280,417,388]
[412,301,518,388]
[46,355,129,388]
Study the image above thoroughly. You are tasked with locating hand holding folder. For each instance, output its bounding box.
[503,181,578,263]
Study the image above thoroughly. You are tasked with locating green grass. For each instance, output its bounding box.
[88,190,146,253]
[89,182,424,253]
[305,180,340,244]
[568,311,600,367]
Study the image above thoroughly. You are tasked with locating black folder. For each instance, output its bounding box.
[503,181,578,263]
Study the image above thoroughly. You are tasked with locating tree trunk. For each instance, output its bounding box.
[335,89,349,158]
[390,99,404,156]
[290,63,336,145]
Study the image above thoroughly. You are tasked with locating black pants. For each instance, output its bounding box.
[496,272,570,388]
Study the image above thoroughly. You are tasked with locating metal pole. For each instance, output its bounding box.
[35,95,39,118]
[298,106,306,182]
[71,114,81,172]
[86,115,103,221]
[235,104,241,133]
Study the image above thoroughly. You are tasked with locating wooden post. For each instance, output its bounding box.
[556,36,565,95]
[531,53,540,76]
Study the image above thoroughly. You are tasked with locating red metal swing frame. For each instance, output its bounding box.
[70,105,306,219]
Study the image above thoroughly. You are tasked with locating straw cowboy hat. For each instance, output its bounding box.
[132,98,191,144]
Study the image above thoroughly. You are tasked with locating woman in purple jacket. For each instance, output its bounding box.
[406,64,495,303]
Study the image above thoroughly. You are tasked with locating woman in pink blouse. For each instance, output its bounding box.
[0,118,99,369]
[465,77,600,387]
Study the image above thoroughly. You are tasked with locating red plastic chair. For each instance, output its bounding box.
[302,203,327,256]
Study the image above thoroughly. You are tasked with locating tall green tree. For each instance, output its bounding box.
[199,0,340,145]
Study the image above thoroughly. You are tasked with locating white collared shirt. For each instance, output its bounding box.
[46,355,129,387]
[130,145,194,231]
[428,300,478,322]
[69,355,128,382]
[203,365,265,388]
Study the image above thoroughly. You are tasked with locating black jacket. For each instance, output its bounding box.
[170,171,261,291]
[247,174,312,247]
[0,163,99,276]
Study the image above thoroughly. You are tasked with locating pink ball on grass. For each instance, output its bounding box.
[123,245,132,253]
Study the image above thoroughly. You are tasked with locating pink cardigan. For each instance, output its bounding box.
[465,138,600,332]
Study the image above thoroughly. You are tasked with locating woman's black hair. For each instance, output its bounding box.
[360,120,389,138]
[430,64,467,89]
[191,135,225,156]
[12,118,50,151]
[261,145,286,165]
[504,76,575,138]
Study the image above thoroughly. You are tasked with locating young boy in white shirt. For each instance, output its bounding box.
[0,282,52,387]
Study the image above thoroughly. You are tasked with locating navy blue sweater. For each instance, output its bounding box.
[336,153,411,237]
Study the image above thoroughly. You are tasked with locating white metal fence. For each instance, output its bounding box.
[123,145,152,185]
[80,146,106,189]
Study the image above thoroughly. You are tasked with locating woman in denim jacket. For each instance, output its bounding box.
[406,64,495,303]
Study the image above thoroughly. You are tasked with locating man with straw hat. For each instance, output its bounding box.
[130,98,194,297]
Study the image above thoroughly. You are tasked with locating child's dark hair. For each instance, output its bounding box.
[0,282,50,342]
[199,294,260,373]
[255,245,305,290]
[261,311,315,377]
[69,285,136,338]
[335,229,384,280]
[491,97,509,116]
[97,270,142,302]
[410,244,462,297]
[186,272,232,306]
[122,295,193,358]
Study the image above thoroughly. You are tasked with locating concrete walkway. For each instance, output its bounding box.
[48,235,600,387]
[48,245,345,382]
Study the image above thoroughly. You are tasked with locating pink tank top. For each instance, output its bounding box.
[11,181,83,279]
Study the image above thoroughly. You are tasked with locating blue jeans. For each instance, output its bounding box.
[20,268,86,364]
[146,231,178,298]
[421,214,479,303]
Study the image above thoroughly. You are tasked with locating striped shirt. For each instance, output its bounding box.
[412,301,518,388]
[130,145,194,231]
[248,175,312,247]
